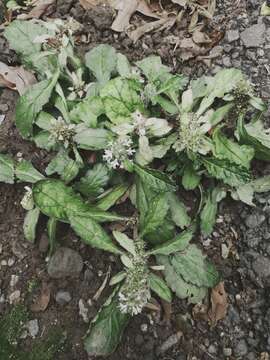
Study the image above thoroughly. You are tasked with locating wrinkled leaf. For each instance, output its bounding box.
[23,207,40,243]
[75,164,109,197]
[182,164,201,190]
[113,231,135,256]
[149,272,172,302]
[0,154,15,184]
[167,193,191,229]
[16,160,44,183]
[69,96,104,127]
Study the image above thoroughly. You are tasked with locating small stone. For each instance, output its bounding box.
[247,353,256,360]
[47,247,83,279]
[10,275,19,288]
[9,290,21,304]
[245,213,265,228]
[234,339,248,357]
[27,319,39,338]
[208,345,217,354]
[141,323,148,332]
[1,260,7,266]
[223,348,232,357]
[252,255,270,280]
[226,29,240,42]
[78,299,89,323]
[0,104,9,112]
[240,23,266,47]
[8,258,15,267]
[55,290,71,305]
[156,332,182,355]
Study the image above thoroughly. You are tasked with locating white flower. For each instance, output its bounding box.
[49,117,76,148]
[103,136,135,169]
[118,238,150,316]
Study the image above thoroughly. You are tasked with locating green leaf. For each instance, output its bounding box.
[97,184,129,211]
[69,96,104,127]
[68,214,121,254]
[182,164,201,190]
[0,154,15,184]
[249,175,270,193]
[47,217,57,256]
[136,56,170,82]
[213,128,254,169]
[117,53,131,77]
[141,193,169,236]
[33,130,55,150]
[75,164,109,197]
[84,289,130,357]
[145,218,175,245]
[113,231,135,256]
[149,272,172,302]
[167,193,191,229]
[15,71,59,138]
[157,255,207,304]
[200,187,226,236]
[23,207,40,243]
[35,111,54,131]
[85,44,117,84]
[157,245,220,303]
[209,103,233,127]
[237,117,270,161]
[33,179,126,223]
[15,160,44,183]
[197,68,244,115]
[109,271,126,286]
[201,157,251,187]
[74,126,109,150]
[134,164,176,193]
[149,227,194,255]
[45,150,79,184]
[100,77,143,124]
[4,20,46,57]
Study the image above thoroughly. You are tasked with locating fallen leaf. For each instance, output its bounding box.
[161,299,172,325]
[31,282,51,312]
[208,282,228,326]
[129,16,175,43]
[171,0,187,6]
[192,29,212,44]
[110,0,159,32]
[17,0,55,19]
[79,0,108,10]
[0,62,36,95]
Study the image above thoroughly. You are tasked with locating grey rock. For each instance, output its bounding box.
[48,247,83,279]
[240,23,266,48]
[252,255,270,280]
[208,345,217,354]
[234,339,248,357]
[222,56,231,67]
[245,213,265,228]
[55,290,71,305]
[27,319,39,338]
[247,352,256,360]
[223,348,232,357]
[226,29,240,42]
[227,305,240,324]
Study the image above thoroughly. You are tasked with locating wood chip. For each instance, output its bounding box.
[0,61,36,95]
[31,282,51,312]
[208,282,228,326]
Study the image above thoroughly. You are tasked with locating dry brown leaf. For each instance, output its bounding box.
[17,0,55,20]
[171,0,187,6]
[192,29,212,44]
[129,16,175,43]
[110,0,160,32]
[208,282,228,326]
[31,282,51,312]
[79,0,108,10]
[178,37,206,61]
[161,299,172,325]
[0,62,36,95]
[192,303,209,321]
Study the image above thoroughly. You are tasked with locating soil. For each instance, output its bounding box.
[0,0,270,359]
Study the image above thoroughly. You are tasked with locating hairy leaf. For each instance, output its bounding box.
[45,150,79,183]
[113,231,135,256]
[84,290,130,356]
[182,164,201,190]
[69,96,104,127]
[149,272,172,302]
[74,126,109,150]
[16,160,44,183]
[97,184,129,211]
[0,154,15,184]
[23,207,40,243]
[85,44,117,85]
[167,193,191,229]
[75,164,109,197]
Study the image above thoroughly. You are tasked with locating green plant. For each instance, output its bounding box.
[1,17,270,356]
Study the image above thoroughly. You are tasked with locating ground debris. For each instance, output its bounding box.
[208,282,228,326]
[156,331,182,355]
[31,282,51,312]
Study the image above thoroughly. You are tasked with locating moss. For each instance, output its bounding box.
[0,305,66,360]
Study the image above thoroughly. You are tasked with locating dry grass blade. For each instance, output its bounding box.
[17,0,55,20]
[93,266,111,301]
[208,281,228,326]
[0,61,36,95]
[31,282,51,312]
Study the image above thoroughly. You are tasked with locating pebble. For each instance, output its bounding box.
[252,255,270,280]
[156,332,182,356]
[208,344,217,354]
[141,323,148,333]
[9,290,21,304]
[245,213,265,229]
[8,258,15,267]
[47,247,83,279]
[55,290,72,305]
[226,29,240,42]
[223,348,232,357]
[234,339,248,357]
[240,23,266,47]
[27,319,39,338]
[10,274,19,288]
[78,299,89,323]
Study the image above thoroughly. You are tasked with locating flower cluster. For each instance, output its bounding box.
[67,68,90,100]
[173,112,211,155]
[20,186,34,210]
[49,117,76,148]
[103,136,135,169]
[118,238,150,316]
